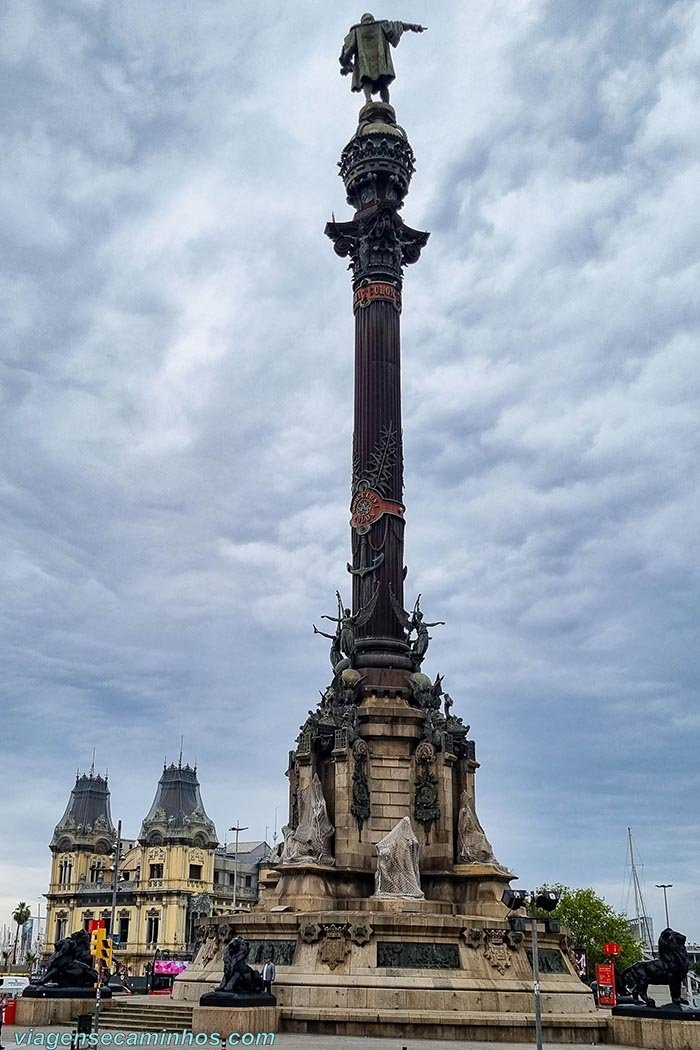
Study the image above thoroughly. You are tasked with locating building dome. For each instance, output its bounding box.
[139,761,218,847]
[50,769,116,853]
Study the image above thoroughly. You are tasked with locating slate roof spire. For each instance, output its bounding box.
[139,760,217,847]
[50,766,116,852]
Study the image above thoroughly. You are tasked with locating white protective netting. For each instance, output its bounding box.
[373,816,424,898]
[281,772,334,865]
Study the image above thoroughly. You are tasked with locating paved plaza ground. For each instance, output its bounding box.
[1,1025,642,1050]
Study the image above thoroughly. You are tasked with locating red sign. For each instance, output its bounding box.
[350,488,405,531]
[353,282,402,312]
[87,920,105,932]
[603,942,620,956]
[596,962,617,1007]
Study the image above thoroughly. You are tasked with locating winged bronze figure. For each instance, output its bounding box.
[321,584,379,666]
[389,588,445,668]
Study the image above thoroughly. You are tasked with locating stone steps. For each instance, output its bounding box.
[281,1006,610,1041]
[99,1000,194,1032]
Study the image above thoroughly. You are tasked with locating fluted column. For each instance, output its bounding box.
[326,100,428,672]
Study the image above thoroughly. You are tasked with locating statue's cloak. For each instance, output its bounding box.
[340,20,406,93]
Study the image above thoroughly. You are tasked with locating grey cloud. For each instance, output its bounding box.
[1,0,698,942]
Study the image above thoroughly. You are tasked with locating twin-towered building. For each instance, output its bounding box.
[44,762,269,975]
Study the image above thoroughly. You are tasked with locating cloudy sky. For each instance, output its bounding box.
[1,0,699,945]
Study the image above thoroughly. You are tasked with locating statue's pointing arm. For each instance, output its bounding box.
[383,20,427,45]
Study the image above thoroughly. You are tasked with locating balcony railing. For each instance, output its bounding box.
[112,941,196,956]
[212,884,257,896]
[49,878,208,894]
[48,880,140,894]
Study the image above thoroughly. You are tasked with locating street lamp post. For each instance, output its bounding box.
[656,883,672,928]
[229,823,249,912]
[530,902,544,1050]
[110,820,123,945]
[35,898,43,959]
[503,888,560,1050]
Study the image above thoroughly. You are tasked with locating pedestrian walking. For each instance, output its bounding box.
[261,957,276,995]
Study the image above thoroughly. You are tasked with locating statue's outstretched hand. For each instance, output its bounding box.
[411,24,427,32]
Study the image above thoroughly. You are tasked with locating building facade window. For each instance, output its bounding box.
[55,913,68,941]
[244,876,252,888]
[189,864,202,880]
[89,863,104,883]
[119,914,130,946]
[58,858,73,885]
[82,911,94,930]
[146,913,160,945]
[149,863,163,880]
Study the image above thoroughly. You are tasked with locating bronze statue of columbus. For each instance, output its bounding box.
[339,14,427,103]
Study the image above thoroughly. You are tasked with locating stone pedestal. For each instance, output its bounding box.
[267,690,508,914]
[177,678,596,1041]
[191,1005,280,1038]
[178,908,598,1042]
[16,995,112,1026]
[611,1013,700,1050]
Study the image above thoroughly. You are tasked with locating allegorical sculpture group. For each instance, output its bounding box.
[275,764,512,899]
[315,589,444,672]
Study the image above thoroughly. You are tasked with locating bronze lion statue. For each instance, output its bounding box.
[31,930,98,989]
[216,936,263,995]
[622,928,689,1007]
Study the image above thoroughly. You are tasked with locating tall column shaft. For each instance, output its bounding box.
[352,300,405,642]
[326,100,428,678]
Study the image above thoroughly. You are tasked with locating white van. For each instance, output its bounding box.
[0,976,30,997]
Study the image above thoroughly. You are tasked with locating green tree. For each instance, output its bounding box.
[536,885,645,974]
[12,901,31,965]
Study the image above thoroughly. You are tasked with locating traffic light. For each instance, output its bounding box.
[90,927,105,957]
[90,927,113,970]
[98,936,113,971]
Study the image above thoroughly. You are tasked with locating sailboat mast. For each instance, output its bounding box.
[628,827,654,955]
[628,827,642,929]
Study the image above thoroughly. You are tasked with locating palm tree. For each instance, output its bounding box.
[25,950,38,974]
[12,902,31,965]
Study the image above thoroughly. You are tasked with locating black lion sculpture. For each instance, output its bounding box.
[216,936,264,995]
[622,928,690,1007]
[30,930,98,989]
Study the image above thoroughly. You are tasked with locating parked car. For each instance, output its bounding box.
[0,976,30,997]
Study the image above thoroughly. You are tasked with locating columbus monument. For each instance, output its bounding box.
[176,16,600,1041]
